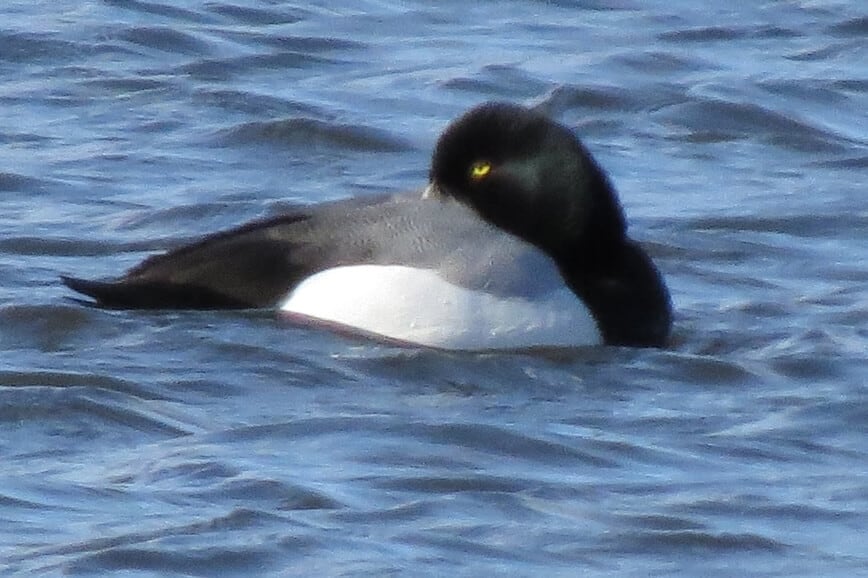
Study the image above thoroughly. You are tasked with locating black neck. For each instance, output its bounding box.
[557,238,672,347]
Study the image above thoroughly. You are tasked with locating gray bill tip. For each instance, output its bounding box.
[422,182,443,200]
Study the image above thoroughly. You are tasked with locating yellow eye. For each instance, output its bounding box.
[469,160,491,181]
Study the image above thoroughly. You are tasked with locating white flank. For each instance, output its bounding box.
[279,265,601,350]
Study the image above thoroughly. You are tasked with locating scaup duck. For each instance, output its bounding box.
[62,102,672,349]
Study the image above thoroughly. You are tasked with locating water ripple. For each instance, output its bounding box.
[0,172,52,192]
[827,15,868,37]
[2,0,866,575]
[0,31,81,64]
[221,117,414,152]
[102,0,214,24]
[612,530,788,553]
[657,98,853,152]
[659,25,801,42]
[119,26,212,55]
[180,52,343,80]
[206,3,306,26]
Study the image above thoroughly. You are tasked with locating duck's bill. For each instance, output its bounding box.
[422,182,443,200]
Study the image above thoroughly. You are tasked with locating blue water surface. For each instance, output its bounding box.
[1,1,866,576]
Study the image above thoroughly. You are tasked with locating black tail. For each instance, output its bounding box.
[60,275,251,309]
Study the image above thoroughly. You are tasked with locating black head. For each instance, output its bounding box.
[428,102,626,261]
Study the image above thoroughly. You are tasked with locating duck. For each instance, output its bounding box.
[62,102,672,350]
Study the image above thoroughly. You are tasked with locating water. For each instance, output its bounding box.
[2,1,866,575]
